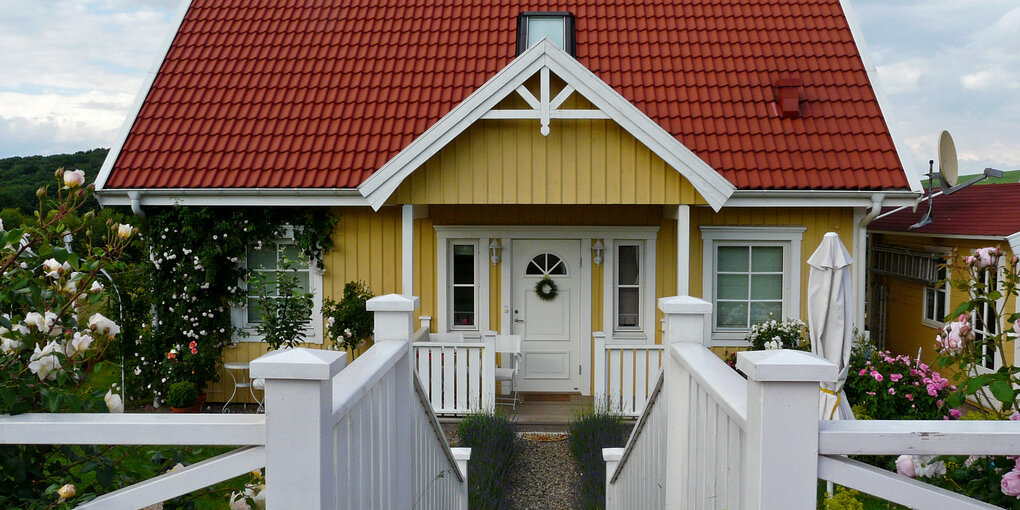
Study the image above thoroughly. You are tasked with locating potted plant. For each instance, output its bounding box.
[166,380,199,413]
[323,281,374,356]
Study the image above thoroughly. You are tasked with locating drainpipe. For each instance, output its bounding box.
[854,193,884,342]
[128,191,144,217]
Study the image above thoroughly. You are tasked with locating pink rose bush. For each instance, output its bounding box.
[936,314,973,354]
[846,350,958,420]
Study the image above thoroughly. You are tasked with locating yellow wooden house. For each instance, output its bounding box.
[868,182,1020,374]
[94,1,918,401]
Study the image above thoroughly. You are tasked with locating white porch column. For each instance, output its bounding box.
[737,349,837,510]
[402,204,413,296]
[250,348,348,509]
[659,295,712,509]
[676,205,690,295]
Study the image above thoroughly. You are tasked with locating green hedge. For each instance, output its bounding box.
[567,407,628,510]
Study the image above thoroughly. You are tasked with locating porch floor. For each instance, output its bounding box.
[440,393,596,432]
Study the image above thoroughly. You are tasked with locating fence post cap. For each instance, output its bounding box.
[602,447,625,462]
[249,347,347,380]
[366,294,420,312]
[736,349,837,383]
[658,295,712,314]
[450,447,472,462]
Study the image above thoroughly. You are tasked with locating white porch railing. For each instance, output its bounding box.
[605,295,1020,510]
[0,294,469,510]
[412,324,496,415]
[593,331,665,417]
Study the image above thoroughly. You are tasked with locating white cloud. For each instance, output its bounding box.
[0,0,182,157]
[854,0,1020,174]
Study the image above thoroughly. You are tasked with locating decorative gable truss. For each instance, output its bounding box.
[482,66,608,135]
[359,39,736,211]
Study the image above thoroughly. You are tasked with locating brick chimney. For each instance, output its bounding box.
[773,77,803,119]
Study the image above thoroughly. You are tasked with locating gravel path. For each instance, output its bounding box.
[507,433,578,510]
[444,428,579,509]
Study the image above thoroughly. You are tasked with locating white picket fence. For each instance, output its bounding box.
[412,326,496,415]
[593,332,664,417]
[605,295,1020,509]
[0,294,469,510]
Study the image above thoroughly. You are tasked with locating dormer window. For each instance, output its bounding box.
[517,12,576,56]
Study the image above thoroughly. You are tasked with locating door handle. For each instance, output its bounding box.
[513,309,525,323]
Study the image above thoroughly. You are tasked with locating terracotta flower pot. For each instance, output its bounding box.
[170,405,198,413]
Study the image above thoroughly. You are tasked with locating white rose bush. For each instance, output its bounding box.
[0,169,137,505]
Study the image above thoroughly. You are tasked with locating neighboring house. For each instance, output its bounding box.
[867,182,1020,372]
[95,0,917,400]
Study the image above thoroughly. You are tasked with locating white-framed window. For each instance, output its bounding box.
[701,226,804,346]
[921,265,950,327]
[615,243,642,331]
[449,241,479,330]
[973,260,1004,372]
[516,12,576,55]
[231,234,323,344]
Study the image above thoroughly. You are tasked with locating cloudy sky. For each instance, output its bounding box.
[1,0,1017,180]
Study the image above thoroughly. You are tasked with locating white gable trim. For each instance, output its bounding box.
[358,39,735,212]
[94,0,194,194]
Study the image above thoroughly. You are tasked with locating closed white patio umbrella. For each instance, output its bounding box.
[807,232,856,421]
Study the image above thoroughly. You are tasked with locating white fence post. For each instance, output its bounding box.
[452,447,472,503]
[249,348,347,509]
[367,294,420,509]
[593,332,607,406]
[420,315,432,331]
[658,296,712,509]
[738,349,837,510]
[483,330,496,409]
[603,447,624,509]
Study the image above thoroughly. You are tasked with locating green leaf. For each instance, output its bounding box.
[989,379,1015,404]
[946,301,975,321]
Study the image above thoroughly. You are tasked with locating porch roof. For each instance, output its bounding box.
[869,182,1020,238]
[99,0,911,193]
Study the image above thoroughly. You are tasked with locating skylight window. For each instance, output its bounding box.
[517,12,575,56]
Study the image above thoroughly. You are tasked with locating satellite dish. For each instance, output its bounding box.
[938,130,959,187]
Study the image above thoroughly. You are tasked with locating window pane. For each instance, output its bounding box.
[750,301,782,324]
[294,272,310,294]
[280,245,301,264]
[453,245,474,285]
[750,274,782,300]
[618,288,640,327]
[718,246,748,272]
[717,302,748,328]
[248,246,276,270]
[751,247,783,272]
[452,287,474,326]
[718,274,749,300]
[618,245,639,285]
[527,17,564,48]
[247,298,264,323]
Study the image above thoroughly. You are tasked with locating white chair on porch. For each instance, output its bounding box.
[494,335,522,410]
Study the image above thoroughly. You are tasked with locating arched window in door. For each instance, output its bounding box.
[525,253,567,276]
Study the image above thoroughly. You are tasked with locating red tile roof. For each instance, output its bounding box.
[105,0,910,192]
[869,183,1020,237]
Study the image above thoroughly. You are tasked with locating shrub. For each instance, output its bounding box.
[323,281,374,351]
[566,406,628,510]
[249,255,314,350]
[165,381,198,408]
[823,487,864,510]
[456,412,517,509]
[745,315,808,351]
[845,350,958,420]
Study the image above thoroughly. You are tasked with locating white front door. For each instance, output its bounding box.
[512,239,582,392]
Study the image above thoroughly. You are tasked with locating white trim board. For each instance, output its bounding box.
[95,0,194,193]
[700,226,806,347]
[98,189,368,208]
[357,39,735,212]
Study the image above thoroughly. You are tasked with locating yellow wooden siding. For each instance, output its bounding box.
[688,207,857,322]
[875,234,1016,369]
[655,217,678,345]
[388,118,706,206]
